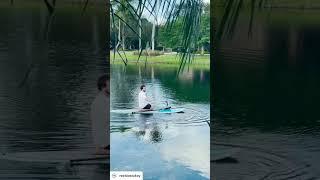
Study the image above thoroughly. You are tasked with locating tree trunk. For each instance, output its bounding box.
[139,19,142,51]
[151,22,155,51]
[122,22,125,50]
[118,18,121,49]
[201,45,204,55]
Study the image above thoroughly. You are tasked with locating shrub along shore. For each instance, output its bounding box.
[110,51,210,67]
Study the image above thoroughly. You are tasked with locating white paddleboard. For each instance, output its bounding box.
[111,108,185,114]
[133,108,185,114]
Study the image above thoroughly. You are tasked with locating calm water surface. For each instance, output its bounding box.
[0,2,108,179]
[213,8,320,179]
[110,65,210,180]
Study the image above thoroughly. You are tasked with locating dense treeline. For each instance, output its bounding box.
[158,3,210,54]
[110,3,210,54]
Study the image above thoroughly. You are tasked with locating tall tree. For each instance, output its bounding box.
[151,1,160,51]
[113,0,134,50]
[198,3,210,55]
[138,4,142,52]
[151,20,156,51]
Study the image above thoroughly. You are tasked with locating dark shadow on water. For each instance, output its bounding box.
[212,157,239,164]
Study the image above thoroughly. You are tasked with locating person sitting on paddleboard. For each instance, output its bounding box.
[138,85,153,111]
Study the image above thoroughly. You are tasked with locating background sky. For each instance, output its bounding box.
[143,0,210,24]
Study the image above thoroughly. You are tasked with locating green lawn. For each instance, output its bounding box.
[110,51,210,67]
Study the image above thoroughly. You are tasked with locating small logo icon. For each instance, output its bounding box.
[112,173,117,178]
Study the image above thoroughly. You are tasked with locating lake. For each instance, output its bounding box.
[0,2,108,179]
[213,7,320,179]
[110,64,210,180]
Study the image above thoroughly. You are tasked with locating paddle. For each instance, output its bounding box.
[154,100,171,110]
[163,101,172,110]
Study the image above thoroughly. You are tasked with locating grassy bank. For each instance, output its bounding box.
[0,0,104,12]
[213,0,320,8]
[110,51,210,67]
[213,5,320,28]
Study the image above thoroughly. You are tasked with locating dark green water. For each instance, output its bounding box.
[110,65,210,179]
[213,9,320,179]
[0,2,108,179]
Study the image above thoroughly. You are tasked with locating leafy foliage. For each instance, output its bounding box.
[110,0,205,70]
[158,3,210,53]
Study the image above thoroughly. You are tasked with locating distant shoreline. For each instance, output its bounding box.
[110,51,210,68]
[214,4,320,10]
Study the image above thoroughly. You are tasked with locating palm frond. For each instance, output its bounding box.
[113,13,140,37]
[111,0,205,70]
[43,0,55,14]
[213,0,278,43]
[81,0,90,15]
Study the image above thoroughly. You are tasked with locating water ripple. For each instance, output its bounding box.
[212,142,317,180]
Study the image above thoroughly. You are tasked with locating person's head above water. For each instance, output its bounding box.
[140,84,146,92]
[97,74,110,95]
